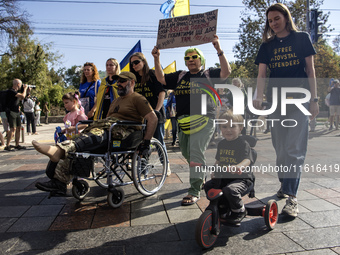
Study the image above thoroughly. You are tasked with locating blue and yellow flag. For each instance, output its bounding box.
[160,0,189,18]
[94,41,142,120]
[120,40,142,72]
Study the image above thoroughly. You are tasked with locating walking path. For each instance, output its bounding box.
[0,123,340,254]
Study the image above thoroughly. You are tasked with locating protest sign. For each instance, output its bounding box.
[156,9,218,49]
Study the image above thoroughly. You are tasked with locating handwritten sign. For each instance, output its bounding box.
[156,9,218,49]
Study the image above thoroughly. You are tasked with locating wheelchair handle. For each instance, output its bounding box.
[116,120,145,126]
[78,120,94,124]
[75,120,94,133]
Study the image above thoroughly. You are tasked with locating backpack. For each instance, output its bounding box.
[0,90,8,112]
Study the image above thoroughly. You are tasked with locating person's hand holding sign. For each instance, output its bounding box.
[212,34,222,54]
[212,34,231,79]
[152,46,160,58]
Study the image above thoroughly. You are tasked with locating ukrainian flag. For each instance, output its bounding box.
[95,41,142,120]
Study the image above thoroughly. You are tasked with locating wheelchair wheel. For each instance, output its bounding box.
[264,199,278,230]
[93,167,108,189]
[107,187,125,208]
[72,180,90,200]
[195,210,219,249]
[131,138,167,196]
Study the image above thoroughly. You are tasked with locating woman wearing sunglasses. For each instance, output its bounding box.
[129,52,171,176]
[152,34,231,205]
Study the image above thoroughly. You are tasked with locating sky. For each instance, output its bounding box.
[17,0,340,73]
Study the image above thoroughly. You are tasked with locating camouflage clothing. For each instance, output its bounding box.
[53,117,136,183]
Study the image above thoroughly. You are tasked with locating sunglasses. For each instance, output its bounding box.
[131,60,141,66]
[117,78,128,84]
[184,54,200,61]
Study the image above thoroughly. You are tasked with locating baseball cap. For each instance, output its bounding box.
[112,72,137,82]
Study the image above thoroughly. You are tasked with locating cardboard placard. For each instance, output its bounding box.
[156,9,218,49]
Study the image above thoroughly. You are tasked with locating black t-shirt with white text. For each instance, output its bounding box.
[164,68,221,118]
[255,31,316,102]
[215,136,254,181]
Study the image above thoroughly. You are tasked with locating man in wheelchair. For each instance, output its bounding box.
[32,72,158,196]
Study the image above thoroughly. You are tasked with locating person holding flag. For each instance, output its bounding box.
[94,41,141,120]
[152,34,231,205]
[94,58,120,120]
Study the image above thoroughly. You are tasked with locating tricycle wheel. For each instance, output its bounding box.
[107,187,125,208]
[72,180,90,200]
[195,210,219,249]
[264,199,278,230]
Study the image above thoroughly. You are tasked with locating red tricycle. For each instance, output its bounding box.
[195,187,278,249]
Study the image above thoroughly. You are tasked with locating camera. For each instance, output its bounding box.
[20,84,36,93]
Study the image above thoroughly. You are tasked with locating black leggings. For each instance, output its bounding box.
[45,132,109,179]
[24,112,36,133]
[74,131,109,152]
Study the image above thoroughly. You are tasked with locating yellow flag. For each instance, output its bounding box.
[173,0,190,17]
[163,61,176,74]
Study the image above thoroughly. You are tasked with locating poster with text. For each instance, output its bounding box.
[156,9,218,49]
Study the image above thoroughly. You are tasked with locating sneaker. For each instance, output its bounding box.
[224,209,247,224]
[277,188,289,199]
[0,145,5,150]
[282,197,299,217]
[35,179,67,195]
[4,146,15,151]
[14,145,26,150]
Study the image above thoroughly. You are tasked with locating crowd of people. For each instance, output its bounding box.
[0,3,326,222]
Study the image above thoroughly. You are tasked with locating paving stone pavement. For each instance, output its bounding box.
[0,123,340,254]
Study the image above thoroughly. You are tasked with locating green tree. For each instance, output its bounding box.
[0,24,66,111]
[332,34,340,54]
[313,41,340,110]
[0,0,29,56]
[64,65,81,88]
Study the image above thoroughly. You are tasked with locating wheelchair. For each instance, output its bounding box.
[68,120,168,208]
[195,135,278,249]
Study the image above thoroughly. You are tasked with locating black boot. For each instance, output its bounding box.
[35,179,67,196]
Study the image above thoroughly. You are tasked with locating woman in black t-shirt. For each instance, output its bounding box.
[152,35,232,205]
[129,52,170,176]
[253,3,319,217]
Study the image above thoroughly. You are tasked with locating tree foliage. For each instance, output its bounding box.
[63,65,81,88]
[0,24,73,109]
[0,0,29,56]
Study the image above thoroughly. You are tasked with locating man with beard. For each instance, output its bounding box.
[32,72,158,195]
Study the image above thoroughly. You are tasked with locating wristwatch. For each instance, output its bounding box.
[313,98,319,103]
